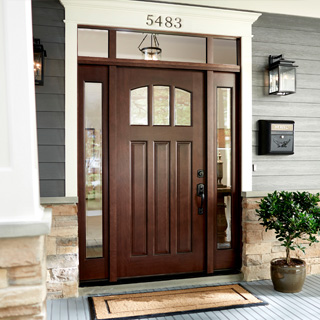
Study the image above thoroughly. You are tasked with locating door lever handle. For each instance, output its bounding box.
[197,183,205,215]
[200,192,205,209]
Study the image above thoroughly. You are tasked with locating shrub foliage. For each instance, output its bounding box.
[256,191,320,265]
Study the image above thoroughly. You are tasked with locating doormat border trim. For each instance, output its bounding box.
[88,283,268,320]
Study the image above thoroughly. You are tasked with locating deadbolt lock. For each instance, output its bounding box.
[197,169,205,178]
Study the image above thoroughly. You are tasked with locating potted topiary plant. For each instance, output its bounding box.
[256,191,320,293]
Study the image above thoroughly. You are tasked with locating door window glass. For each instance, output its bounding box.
[153,86,170,125]
[130,87,148,125]
[217,87,232,249]
[174,88,191,126]
[84,82,103,258]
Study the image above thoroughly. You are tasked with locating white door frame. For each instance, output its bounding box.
[60,0,261,196]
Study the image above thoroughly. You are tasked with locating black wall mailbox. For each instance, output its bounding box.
[258,120,295,155]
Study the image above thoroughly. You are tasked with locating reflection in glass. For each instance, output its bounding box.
[153,86,170,125]
[175,88,191,126]
[279,66,295,92]
[130,87,148,125]
[269,68,279,94]
[85,83,103,258]
[78,28,108,58]
[217,88,232,249]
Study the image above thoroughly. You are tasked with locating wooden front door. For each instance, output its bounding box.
[115,67,206,278]
[78,64,241,282]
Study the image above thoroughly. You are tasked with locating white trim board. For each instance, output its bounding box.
[145,0,320,19]
[61,0,261,195]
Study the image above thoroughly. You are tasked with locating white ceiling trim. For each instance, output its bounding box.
[132,0,320,19]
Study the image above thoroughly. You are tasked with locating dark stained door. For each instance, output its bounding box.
[115,67,206,278]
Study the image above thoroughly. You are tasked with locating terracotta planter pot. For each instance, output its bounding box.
[270,258,306,293]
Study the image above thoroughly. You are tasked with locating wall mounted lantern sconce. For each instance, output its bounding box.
[138,33,162,61]
[33,38,47,86]
[268,54,298,95]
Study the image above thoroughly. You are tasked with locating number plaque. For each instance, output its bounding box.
[146,14,182,29]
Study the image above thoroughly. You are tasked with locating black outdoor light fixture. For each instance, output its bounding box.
[268,54,298,95]
[33,38,47,86]
[138,33,162,61]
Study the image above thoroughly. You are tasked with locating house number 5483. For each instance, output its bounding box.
[146,15,182,29]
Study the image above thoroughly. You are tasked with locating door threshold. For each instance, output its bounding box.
[79,272,243,297]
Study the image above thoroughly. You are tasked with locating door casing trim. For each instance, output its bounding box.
[61,0,260,196]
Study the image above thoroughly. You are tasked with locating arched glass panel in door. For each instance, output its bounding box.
[130,87,148,125]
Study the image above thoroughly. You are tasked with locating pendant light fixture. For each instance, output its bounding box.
[138,33,162,61]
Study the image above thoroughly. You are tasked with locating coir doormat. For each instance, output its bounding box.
[88,284,267,320]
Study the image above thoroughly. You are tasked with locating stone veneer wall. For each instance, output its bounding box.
[242,197,320,281]
[0,236,47,319]
[44,204,79,299]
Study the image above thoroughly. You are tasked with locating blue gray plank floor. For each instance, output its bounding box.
[47,274,320,320]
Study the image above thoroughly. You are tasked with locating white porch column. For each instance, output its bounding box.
[0,0,51,234]
[0,2,51,317]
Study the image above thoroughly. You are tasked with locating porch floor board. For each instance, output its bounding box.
[47,275,320,320]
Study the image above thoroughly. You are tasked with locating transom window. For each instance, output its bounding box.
[77,28,239,65]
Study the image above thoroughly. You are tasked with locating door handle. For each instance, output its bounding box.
[197,183,205,215]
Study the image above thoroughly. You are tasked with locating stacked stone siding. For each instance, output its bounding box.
[0,236,47,319]
[242,197,320,281]
[45,204,79,299]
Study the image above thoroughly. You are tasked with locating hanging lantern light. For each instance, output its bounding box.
[138,33,162,61]
[268,54,298,96]
[33,38,47,86]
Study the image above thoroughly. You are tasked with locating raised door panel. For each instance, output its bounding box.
[177,142,192,253]
[130,142,148,256]
[154,142,170,255]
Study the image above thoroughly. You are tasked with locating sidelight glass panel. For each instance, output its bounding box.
[78,28,108,58]
[153,86,170,125]
[174,88,191,126]
[217,87,232,249]
[84,82,103,258]
[130,87,148,125]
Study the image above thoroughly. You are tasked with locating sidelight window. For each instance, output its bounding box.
[84,82,103,258]
[217,87,232,249]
